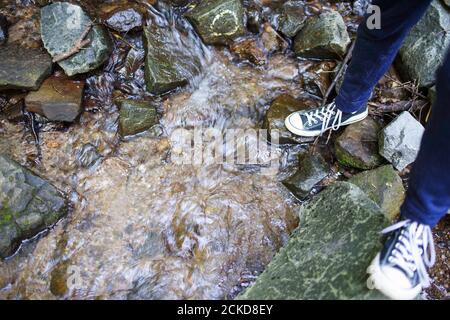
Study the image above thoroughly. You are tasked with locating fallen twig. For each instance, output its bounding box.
[53,22,93,63]
[368,99,428,115]
[322,40,356,106]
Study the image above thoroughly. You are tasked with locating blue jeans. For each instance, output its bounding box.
[336,0,449,226]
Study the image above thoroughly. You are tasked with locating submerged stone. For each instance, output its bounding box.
[262,94,317,144]
[143,21,203,95]
[230,37,266,65]
[397,1,450,87]
[283,152,329,199]
[239,182,388,300]
[118,99,158,137]
[335,117,384,170]
[0,45,52,91]
[40,3,112,76]
[185,0,245,44]
[349,165,405,221]
[294,10,350,59]
[103,6,144,32]
[379,111,424,171]
[0,155,67,258]
[25,75,84,122]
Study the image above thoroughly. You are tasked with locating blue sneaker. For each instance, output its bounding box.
[285,101,368,137]
[367,219,436,300]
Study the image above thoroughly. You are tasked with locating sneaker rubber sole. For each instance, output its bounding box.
[285,108,369,137]
[366,253,422,300]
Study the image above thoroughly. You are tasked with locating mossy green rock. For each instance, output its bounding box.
[397,1,450,87]
[185,0,245,44]
[118,99,158,137]
[293,10,350,59]
[143,22,203,95]
[41,3,112,76]
[283,152,329,199]
[0,155,67,258]
[239,182,389,300]
[0,45,52,91]
[262,94,317,144]
[349,165,405,222]
[335,117,384,170]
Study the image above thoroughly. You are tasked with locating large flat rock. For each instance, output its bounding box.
[185,0,245,44]
[0,45,52,91]
[143,19,203,95]
[41,3,112,76]
[239,182,388,300]
[0,155,67,258]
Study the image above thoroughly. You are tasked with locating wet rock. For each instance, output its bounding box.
[0,155,67,258]
[239,182,388,300]
[230,38,266,65]
[40,3,113,76]
[185,0,246,44]
[335,117,384,170]
[6,6,42,49]
[397,1,450,87]
[25,76,84,122]
[379,111,425,171]
[0,14,7,45]
[277,1,307,38]
[349,165,405,221]
[293,10,350,59]
[301,61,336,97]
[103,6,144,33]
[283,152,329,199]
[262,94,318,144]
[143,21,203,94]
[76,143,102,168]
[261,23,288,54]
[0,45,52,91]
[118,99,158,137]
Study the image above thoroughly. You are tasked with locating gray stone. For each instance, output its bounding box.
[118,99,159,137]
[335,117,384,170]
[104,7,143,33]
[277,1,307,38]
[40,3,112,76]
[185,0,246,44]
[379,111,425,171]
[0,155,67,258]
[283,152,330,199]
[294,10,350,59]
[143,21,203,95]
[0,45,52,91]
[239,182,389,300]
[397,1,450,87]
[349,165,405,221]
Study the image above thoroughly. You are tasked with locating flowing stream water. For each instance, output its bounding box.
[0,0,326,299]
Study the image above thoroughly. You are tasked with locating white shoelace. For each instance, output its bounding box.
[303,102,343,134]
[381,220,436,287]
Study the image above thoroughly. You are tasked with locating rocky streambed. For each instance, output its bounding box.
[0,0,448,300]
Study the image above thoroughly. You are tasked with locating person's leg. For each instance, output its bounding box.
[336,0,433,113]
[285,0,433,138]
[401,50,450,226]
